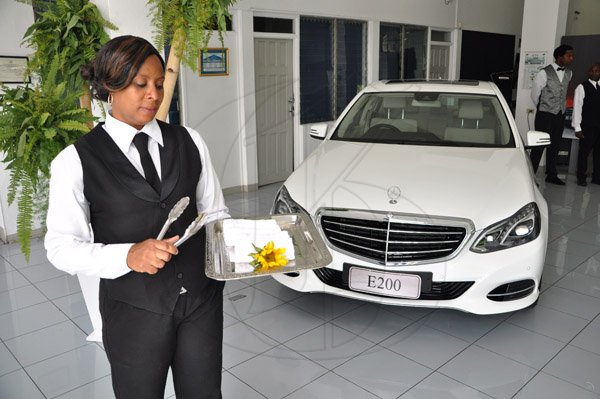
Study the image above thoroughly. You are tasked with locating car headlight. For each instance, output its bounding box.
[471,203,541,253]
[271,186,310,216]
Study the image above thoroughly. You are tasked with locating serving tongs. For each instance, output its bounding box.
[156,196,190,240]
[174,214,206,247]
[174,208,229,247]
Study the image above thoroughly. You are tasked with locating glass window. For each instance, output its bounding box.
[332,91,515,148]
[379,24,427,80]
[431,30,451,42]
[300,17,366,124]
[254,17,293,33]
[300,18,333,124]
[335,20,366,117]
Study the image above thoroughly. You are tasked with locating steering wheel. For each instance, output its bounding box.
[365,123,402,138]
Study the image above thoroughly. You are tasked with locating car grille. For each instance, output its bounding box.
[313,268,474,300]
[319,214,468,264]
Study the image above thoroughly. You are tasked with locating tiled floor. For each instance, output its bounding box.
[2,178,600,398]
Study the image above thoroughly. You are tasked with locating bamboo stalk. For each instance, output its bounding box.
[79,84,93,129]
[156,28,186,122]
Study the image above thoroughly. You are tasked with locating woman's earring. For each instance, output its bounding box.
[108,93,113,105]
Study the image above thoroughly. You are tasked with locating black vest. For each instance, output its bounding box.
[582,80,600,129]
[74,121,223,315]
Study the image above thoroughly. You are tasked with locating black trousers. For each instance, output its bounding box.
[100,287,223,399]
[530,110,565,177]
[577,125,600,181]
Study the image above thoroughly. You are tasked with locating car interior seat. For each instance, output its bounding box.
[444,100,495,144]
[370,96,418,133]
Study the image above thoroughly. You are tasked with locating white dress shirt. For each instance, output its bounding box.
[571,79,600,132]
[45,113,228,279]
[531,63,569,107]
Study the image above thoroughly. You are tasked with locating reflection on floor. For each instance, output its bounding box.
[2,179,600,398]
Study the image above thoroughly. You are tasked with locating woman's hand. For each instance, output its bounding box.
[126,236,179,274]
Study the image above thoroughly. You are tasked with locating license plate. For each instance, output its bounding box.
[348,267,421,299]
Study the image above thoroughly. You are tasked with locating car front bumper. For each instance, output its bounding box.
[273,231,547,315]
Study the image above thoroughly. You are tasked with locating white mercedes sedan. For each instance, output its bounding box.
[272,80,550,314]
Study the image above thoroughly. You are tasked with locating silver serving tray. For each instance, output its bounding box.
[205,213,332,280]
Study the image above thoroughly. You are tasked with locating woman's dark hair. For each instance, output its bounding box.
[81,35,165,102]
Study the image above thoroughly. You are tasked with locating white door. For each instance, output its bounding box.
[254,38,294,186]
[429,44,450,80]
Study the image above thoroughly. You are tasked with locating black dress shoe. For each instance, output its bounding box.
[545,176,566,185]
[577,180,588,187]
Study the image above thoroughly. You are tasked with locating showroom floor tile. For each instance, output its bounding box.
[3,178,600,398]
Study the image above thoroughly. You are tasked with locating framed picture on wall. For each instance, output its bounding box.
[0,56,30,84]
[199,48,229,76]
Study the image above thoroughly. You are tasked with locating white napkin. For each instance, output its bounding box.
[222,219,295,269]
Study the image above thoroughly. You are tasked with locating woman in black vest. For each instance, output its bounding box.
[45,35,227,398]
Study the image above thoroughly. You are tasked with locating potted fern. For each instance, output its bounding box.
[147,0,236,121]
[0,57,93,258]
[0,0,115,258]
[20,0,116,117]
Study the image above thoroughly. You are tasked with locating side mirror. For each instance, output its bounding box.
[309,123,328,140]
[526,130,551,147]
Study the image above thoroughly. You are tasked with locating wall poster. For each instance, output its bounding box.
[522,51,547,89]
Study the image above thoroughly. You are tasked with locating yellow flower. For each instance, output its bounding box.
[249,240,288,271]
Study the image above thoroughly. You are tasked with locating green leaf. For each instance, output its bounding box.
[64,14,80,35]
[57,120,89,132]
[17,132,27,157]
[39,112,51,126]
[22,27,36,44]
[53,81,67,98]
[44,128,57,139]
[20,116,33,130]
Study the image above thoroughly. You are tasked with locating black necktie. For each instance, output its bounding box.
[132,132,161,194]
[557,67,565,71]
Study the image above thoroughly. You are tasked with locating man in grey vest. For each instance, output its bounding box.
[530,44,574,185]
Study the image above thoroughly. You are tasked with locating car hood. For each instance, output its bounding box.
[285,140,537,230]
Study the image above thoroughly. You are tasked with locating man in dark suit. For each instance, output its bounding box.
[573,63,600,186]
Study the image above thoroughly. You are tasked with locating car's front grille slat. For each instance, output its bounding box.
[324,228,388,244]
[329,236,387,254]
[389,229,464,235]
[387,239,461,245]
[321,214,467,264]
[387,248,455,255]
[325,220,389,233]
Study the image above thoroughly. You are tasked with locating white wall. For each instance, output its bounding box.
[566,0,600,36]
[180,32,243,190]
[236,0,456,28]
[458,0,524,35]
[0,1,35,242]
[92,0,153,41]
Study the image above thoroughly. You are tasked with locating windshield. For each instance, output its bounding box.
[331,92,515,147]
